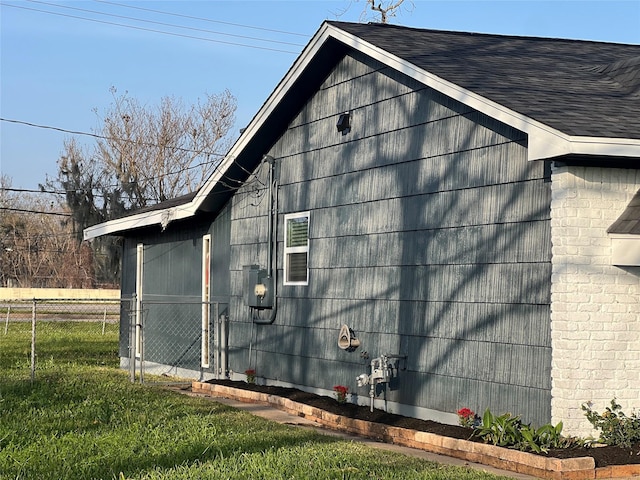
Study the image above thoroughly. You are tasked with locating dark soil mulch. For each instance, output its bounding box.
[207,379,640,468]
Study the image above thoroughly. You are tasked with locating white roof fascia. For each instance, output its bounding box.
[562,136,640,158]
[325,26,640,162]
[609,233,640,239]
[83,202,195,240]
[191,26,335,209]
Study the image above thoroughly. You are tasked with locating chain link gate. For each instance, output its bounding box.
[130,299,228,384]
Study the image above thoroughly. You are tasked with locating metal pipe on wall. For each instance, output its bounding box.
[253,155,278,325]
[220,312,228,378]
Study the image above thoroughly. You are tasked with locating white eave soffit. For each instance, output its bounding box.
[83,202,195,240]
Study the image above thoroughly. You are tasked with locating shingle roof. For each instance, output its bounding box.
[84,22,640,239]
[327,22,640,139]
[103,191,197,223]
[608,189,640,234]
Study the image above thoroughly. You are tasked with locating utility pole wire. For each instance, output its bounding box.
[93,0,309,37]
[0,117,226,158]
[26,0,306,47]
[0,207,72,217]
[3,3,301,54]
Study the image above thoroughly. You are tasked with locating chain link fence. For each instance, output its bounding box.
[1,299,122,382]
[1,297,228,385]
[132,299,229,384]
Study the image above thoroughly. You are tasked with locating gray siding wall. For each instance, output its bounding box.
[229,52,552,424]
[119,205,232,369]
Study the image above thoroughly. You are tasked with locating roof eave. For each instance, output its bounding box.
[324,25,640,162]
[530,133,640,161]
[83,203,196,240]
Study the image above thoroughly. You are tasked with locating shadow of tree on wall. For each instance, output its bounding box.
[231,50,552,426]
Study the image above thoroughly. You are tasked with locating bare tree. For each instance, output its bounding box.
[364,0,409,23]
[96,87,236,208]
[336,0,413,24]
[1,175,95,288]
[49,87,237,285]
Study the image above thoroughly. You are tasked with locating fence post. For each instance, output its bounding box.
[4,304,9,335]
[102,305,107,335]
[220,310,228,379]
[30,299,37,383]
[129,295,136,383]
[139,299,144,385]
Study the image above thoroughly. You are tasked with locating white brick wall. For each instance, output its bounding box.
[550,164,640,437]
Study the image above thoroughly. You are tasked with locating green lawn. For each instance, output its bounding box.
[0,323,512,480]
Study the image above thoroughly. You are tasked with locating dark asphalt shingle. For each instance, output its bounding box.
[328,22,640,139]
[608,189,640,234]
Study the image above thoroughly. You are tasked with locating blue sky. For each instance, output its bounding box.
[1,0,639,190]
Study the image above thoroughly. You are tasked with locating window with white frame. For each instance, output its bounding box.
[284,212,309,285]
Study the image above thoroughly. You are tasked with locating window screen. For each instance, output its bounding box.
[284,212,309,285]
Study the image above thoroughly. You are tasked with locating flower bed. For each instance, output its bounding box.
[192,380,640,479]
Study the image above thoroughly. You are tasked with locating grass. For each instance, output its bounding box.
[0,322,513,480]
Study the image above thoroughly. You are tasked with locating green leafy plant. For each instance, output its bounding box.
[245,368,256,384]
[475,409,523,447]
[333,385,349,404]
[582,398,640,448]
[519,422,578,453]
[474,409,576,453]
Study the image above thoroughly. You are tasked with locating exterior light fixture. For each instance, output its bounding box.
[336,112,351,135]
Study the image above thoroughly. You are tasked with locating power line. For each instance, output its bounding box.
[0,117,256,191]
[0,207,71,217]
[0,117,227,159]
[1,230,84,239]
[3,3,301,54]
[27,0,306,48]
[1,187,63,195]
[93,0,309,38]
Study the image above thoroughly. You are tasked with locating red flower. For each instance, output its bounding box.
[457,407,476,428]
[245,369,256,384]
[457,407,474,419]
[333,385,349,403]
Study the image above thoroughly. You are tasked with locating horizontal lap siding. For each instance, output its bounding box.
[120,210,231,371]
[307,264,549,304]
[228,51,552,425]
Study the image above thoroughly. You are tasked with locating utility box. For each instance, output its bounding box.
[243,265,273,309]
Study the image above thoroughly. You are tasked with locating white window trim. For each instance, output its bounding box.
[283,211,310,286]
[135,243,143,358]
[201,234,212,368]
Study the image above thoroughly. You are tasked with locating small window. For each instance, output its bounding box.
[284,212,309,285]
